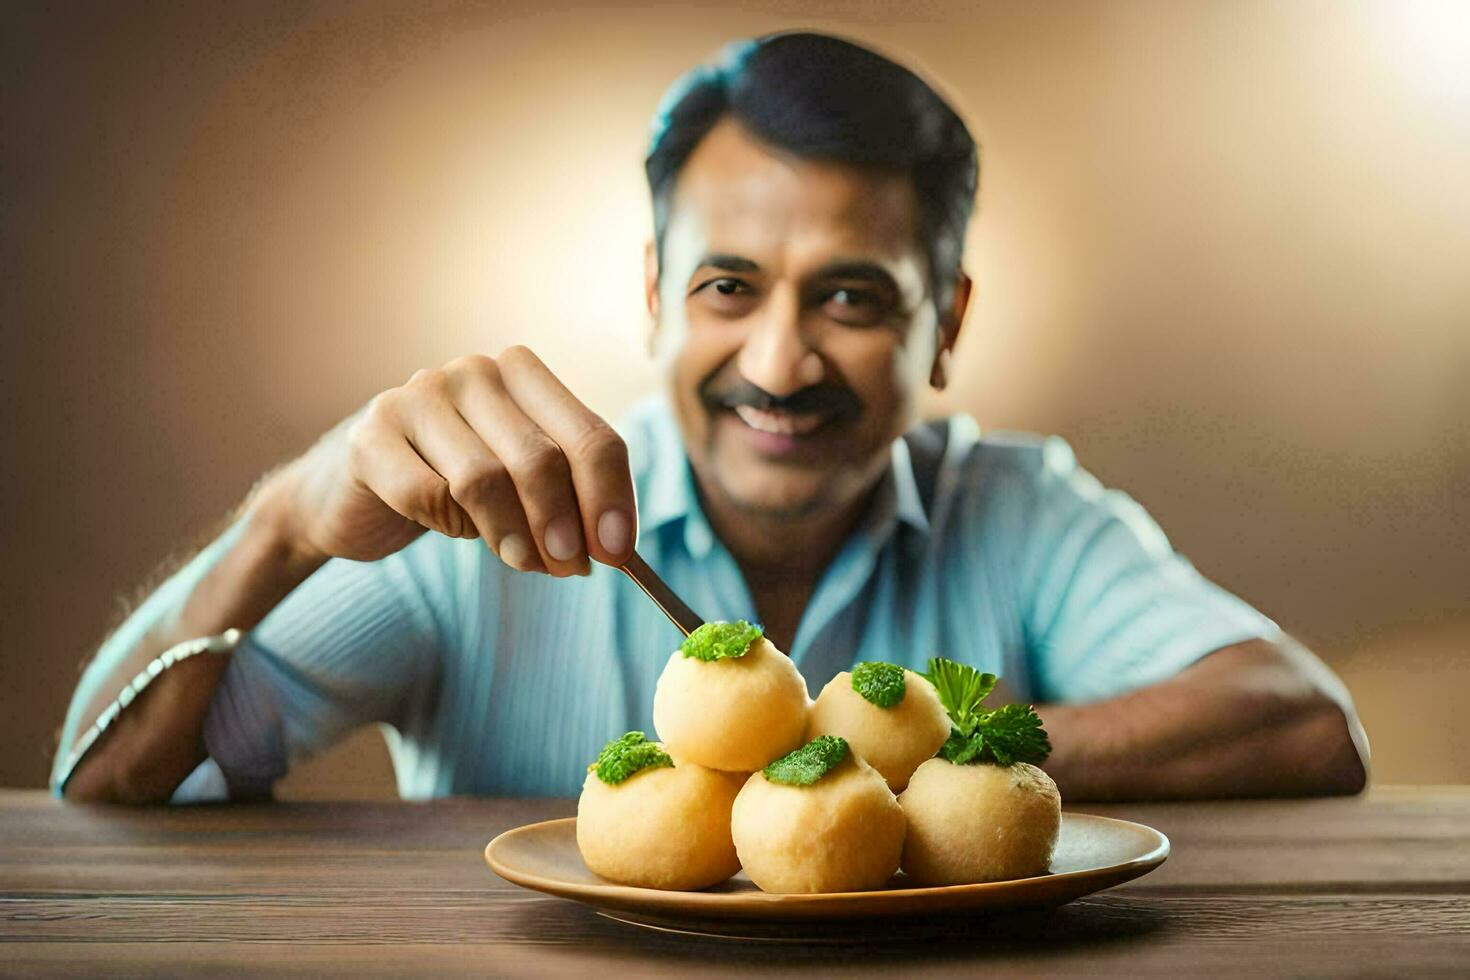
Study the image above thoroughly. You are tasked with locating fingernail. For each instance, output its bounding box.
[543,515,583,563]
[597,509,633,557]
[498,533,535,571]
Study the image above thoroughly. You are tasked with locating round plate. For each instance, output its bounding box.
[485,813,1168,937]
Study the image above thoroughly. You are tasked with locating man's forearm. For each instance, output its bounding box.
[61,477,324,803]
[1037,637,1369,802]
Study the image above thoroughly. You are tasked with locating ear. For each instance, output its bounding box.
[929,269,972,391]
[643,239,660,320]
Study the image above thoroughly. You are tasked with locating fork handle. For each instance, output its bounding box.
[617,550,705,637]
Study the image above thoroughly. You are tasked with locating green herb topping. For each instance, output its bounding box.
[923,657,1052,766]
[762,735,849,786]
[851,661,906,708]
[680,620,763,662]
[591,731,673,785]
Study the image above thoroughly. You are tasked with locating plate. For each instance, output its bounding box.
[485,813,1168,939]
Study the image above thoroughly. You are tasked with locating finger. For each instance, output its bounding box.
[441,359,589,576]
[346,413,476,541]
[400,394,546,574]
[493,346,638,566]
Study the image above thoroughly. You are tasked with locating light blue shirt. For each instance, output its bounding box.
[54,396,1277,800]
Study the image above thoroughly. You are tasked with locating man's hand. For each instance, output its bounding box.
[61,346,635,803]
[271,347,637,576]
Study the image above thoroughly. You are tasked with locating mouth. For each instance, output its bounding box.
[699,376,862,461]
[732,405,828,437]
[719,403,845,458]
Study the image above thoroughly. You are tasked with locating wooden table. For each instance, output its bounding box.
[2,787,1467,976]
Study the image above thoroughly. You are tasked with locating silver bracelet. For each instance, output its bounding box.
[56,629,243,794]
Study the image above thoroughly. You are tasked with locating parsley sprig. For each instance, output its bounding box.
[680,620,763,662]
[851,661,906,708]
[762,735,849,786]
[923,657,1051,766]
[591,731,674,785]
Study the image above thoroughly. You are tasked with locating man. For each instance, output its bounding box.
[55,32,1367,804]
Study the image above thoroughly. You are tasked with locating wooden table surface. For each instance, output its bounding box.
[2,786,1467,977]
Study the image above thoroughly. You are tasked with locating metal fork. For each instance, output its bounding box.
[617,550,705,637]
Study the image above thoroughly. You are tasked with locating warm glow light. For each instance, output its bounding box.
[1372,0,1470,110]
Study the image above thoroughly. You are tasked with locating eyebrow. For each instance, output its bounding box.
[693,255,900,288]
[812,260,901,294]
[694,253,761,273]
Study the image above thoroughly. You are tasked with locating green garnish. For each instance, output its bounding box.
[590,731,673,785]
[925,657,998,722]
[851,661,906,708]
[680,620,763,662]
[762,735,849,786]
[923,657,1052,766]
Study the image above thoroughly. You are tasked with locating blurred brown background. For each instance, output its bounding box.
[3,0,1467,797]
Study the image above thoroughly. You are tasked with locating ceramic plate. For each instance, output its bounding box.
[485,813,1168,939]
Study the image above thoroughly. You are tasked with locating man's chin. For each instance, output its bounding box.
[707,468,832,523]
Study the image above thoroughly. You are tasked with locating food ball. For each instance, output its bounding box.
[576,735,742,891]
[898,758,1061,886]
[806,664,951,792]
[730,737,906,894]
[652,621,809,772]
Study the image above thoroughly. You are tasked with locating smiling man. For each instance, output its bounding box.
[54,33,1367,804]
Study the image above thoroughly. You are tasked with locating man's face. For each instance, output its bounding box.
[650,117,948,523]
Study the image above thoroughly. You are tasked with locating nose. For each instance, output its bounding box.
[735,284,825,397]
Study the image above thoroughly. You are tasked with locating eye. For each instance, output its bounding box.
[713,278,745,296]
[688,277,751,298]
[821,287,890,327]
[689,277,759,318]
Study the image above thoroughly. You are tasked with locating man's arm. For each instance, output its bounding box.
[61,485,324,802]
[1038,635,1369,801]
[58,348,639,804]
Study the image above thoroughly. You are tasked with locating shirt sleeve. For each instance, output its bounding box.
[1018,436,1280,704]
[197,534,449,799]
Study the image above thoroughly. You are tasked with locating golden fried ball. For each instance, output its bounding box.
[576,757,742,890]
[652,636,810,772]
[898,758,1061,886]
[730,754,906,894]
[806,669,951,792]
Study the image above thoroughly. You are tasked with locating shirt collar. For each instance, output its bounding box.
[888,433,933,535]
[635,396,933,555]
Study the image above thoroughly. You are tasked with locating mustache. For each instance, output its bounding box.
[700,376,863,418]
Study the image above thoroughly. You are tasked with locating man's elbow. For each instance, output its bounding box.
[1247,636,1370,797]
[59,741,188,805]
[1291,695,1370,797]
[60,758,137,805]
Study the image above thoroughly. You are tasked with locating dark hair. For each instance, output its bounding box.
[645,32,978,313]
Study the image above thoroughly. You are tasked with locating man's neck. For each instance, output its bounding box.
[697,478,878,653]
